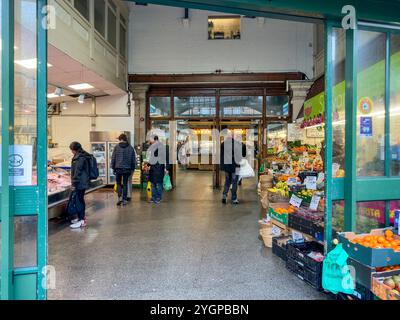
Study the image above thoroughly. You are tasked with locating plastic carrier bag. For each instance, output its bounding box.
[163,173,172,191]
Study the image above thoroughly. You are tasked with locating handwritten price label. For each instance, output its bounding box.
[309,195,321,211]
[305,176,317,190]
[289,194,303,208]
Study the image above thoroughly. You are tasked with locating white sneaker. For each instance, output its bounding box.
[70,220,87,229]
[70,218,79,224]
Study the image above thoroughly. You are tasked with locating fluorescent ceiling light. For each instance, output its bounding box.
[47,93,65,99]
[14,58,52,69]
[54,87,64,96]
[68,83,94,90]
[78,94,85,104]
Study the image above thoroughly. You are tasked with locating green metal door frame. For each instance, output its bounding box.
[1,0,48,300]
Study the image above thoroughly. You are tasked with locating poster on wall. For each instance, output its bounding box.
[0,145,33,186]
[360,117,373,137]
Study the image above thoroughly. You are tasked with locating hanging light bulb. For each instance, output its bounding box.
[78,94,85,104]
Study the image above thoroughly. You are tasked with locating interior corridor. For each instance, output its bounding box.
[48,171,326,300]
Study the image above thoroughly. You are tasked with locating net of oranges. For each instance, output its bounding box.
[274,205,296,215]
[351,230,400,251]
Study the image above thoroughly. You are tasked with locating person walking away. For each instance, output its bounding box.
[69,141,91,229]
[220,132,247,204]
[111,133,137,206]
[148,135,167,203]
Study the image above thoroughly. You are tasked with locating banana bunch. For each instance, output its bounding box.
[268,181,289,197]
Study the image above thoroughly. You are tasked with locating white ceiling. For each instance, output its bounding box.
[47,45,125,103]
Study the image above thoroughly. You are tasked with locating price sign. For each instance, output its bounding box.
[287,177,297,186]
[310,195,321,211]
[289,194,303,208]
[305,176,317,190]
[272,165,279,171]
[271,225,282,236]
[292,230,304,243]
[317,172,325,184]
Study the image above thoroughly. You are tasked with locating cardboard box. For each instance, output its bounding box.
[338,228,400,267]
[268,202,291,225]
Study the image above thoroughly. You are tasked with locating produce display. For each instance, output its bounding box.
[274,205,296,215]
[373,273,400,300]
[350,229,400,251]
[268,181,289,198]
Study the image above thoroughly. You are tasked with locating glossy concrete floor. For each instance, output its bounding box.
[48,170,327,300]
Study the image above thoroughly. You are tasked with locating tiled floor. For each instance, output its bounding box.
[48,170,327,300]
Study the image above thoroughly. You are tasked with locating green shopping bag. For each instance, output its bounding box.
[163,173,172,191]
[322,243,355,295]
[259,163,265,174]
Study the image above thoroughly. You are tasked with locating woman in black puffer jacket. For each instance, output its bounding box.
[111,134,137,206]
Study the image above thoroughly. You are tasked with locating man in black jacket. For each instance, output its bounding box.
[220,132,246,204]
[69,141,91,229]
[111,133,137,206]
[147,135,167,204]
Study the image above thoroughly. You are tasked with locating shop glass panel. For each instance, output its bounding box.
[266,96,289,117]
[149,97,171,117]
[220,96,262,117]
[208,16,241,40]
[390,34,400,176]
[174,96,216,117]
[150,120,170,145]
[266,123,287,157]
[120,23,126,58]
[74,0,90,21]
[14,0,37,186]
[94,0,106,37]
[332,28,346,177]
[107,7,117,48]
[356,201,386,233]
[390,200,400,226]
[14,216,37,268]
[356,30,386,177]
[332,200,345,234]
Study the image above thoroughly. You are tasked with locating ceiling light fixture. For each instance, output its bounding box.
[54,87,64,96]
[68,83,94,90]
[14,58,52,69]
[78,94,85,104]
[47,93,66,99]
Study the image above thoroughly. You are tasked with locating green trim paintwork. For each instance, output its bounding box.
[332,178,345,201]
[324,21,334,252]
[385,32,391,226]
[37,0,48,300]
[130,0,400,24]
[344,28,357,232]
[14,274,37,300]
[1,0,15,300]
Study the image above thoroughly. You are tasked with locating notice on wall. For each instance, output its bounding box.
[287,123,304,142]
[0,145,33,186]
[360,117,373,137]
[305,176,317,190]
[309,195,321,211]
[289,194,303,208]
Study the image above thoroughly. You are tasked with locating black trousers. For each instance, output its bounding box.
[75,189,86,221]
[115,171,131,201]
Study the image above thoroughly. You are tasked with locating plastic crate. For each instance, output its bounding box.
[286,257,322,291]
[286,241,324,273]
[272,236,291,261]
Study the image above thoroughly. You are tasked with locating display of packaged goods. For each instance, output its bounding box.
[338,228,400,267]
[47,168,71,194]
[286,241,324,291]
[272,236,292,261]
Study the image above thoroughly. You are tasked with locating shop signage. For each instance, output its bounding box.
[287,123,304,141]
[310,195,321,211]
[0,145,33,186]
[358,97,373,115]
[290,194,303,208]
[305,176,317,190]
[360,117,373,137]
[306,126,324,138]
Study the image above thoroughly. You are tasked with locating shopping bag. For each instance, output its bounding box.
[146,181,152,200]
[113,183,118,193]
[66,191,83,216]
[236,159,255,179]
[163,173,172,191]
